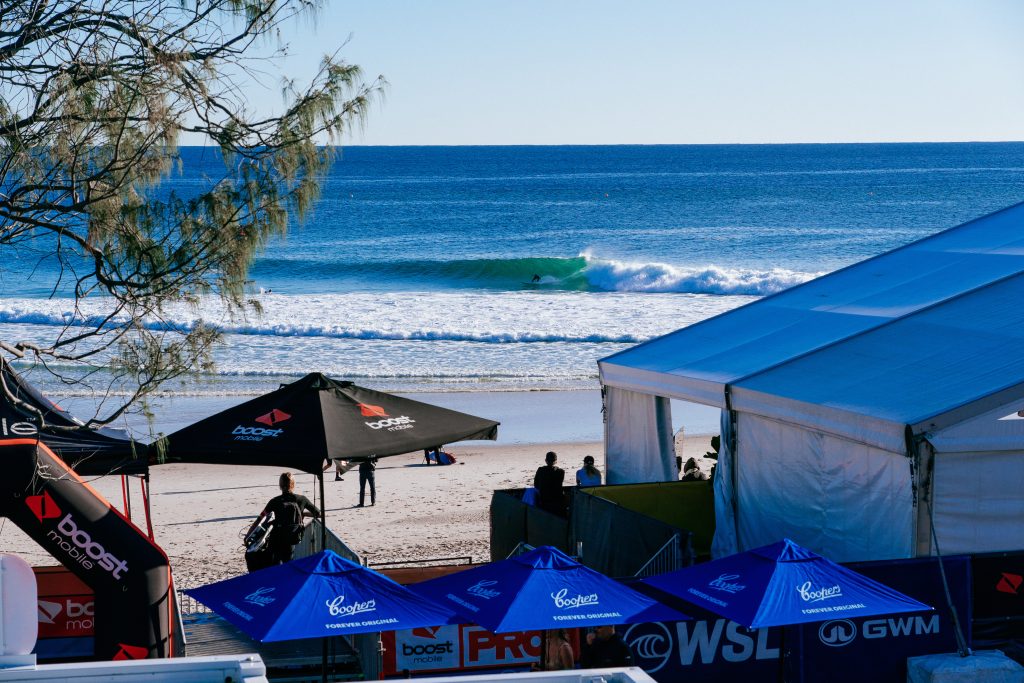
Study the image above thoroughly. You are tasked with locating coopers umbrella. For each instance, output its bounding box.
[184,550,458,641]
[642,538,931,628]
[410,545,688,633]
[158,373,499,474]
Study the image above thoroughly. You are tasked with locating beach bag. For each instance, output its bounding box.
[245,547,274,572]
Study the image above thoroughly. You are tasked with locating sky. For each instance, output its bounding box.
[237,0,1024,146]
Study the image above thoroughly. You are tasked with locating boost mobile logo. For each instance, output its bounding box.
[359,403,416,431]
[27,496,129,579]
[232,408,291,441]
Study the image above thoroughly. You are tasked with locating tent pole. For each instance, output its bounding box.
[319,472,327,552]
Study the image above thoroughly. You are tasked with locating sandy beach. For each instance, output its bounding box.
[0,435,716,589]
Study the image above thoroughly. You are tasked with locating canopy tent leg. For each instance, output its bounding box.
[319,472,326,552]
[141,474,155,541]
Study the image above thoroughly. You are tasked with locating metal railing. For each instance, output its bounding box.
[633,531,692,577]
[506,541,536,559]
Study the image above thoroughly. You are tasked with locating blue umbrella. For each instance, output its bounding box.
[643,539,931,628]
[410,545,688,633]
[184,550,457,641]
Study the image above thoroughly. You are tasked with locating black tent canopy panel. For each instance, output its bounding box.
[159,373,499,474]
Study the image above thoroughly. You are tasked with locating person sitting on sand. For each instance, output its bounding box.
[533,451,565,515]
[681,457,706,481]
[249,472,320,565]
[575,455,602,487]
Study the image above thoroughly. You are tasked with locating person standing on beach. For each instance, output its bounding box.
[533,451,565,515]
[358,457,377,507]
[249,472,320,565]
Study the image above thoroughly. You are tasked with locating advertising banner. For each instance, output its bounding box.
[33,566,95,660]
[384,624,580,677]
[626,555,971,683]
[970,551,1024,648]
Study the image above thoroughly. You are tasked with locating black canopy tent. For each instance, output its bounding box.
[0,361,149,476]
[156,373,499,546]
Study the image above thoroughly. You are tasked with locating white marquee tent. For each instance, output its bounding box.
[598,202,1024,562]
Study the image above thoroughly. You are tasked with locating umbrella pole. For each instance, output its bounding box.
[319,471,327,552]
[322,637,328,683]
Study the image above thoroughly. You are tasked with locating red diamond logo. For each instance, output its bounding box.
[255,409,291,426]
[26,492,61,523]
[113,643,148,660]
[358,403,388,418]
[996,572,1023,595]
[412,626,442,639]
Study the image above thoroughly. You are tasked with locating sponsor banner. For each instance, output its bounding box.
[33,566,96,659]
[626,555,971,683]
[383,624,556,677]
[971,551,1024,620]
[792,555,970,683]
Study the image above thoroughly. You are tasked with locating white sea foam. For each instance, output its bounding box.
[578,252,819,295]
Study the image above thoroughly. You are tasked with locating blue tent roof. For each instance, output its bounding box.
[184,550,457,641]
[599,201,1024,443]
[410,546,687,633]
[643,539,931,628]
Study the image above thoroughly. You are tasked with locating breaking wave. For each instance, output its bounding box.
[251,252,818,296]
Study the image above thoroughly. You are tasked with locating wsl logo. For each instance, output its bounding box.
[797,581,843,603]
[624,621,674,674]
[326,595,376,618]
[708,573,746,594]
[466,580,501,599]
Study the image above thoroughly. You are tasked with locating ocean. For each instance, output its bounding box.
[3,142,1024,439]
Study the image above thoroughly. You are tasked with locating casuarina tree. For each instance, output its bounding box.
[0,1,381,426]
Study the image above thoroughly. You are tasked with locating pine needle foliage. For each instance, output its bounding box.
[0,0,382,427]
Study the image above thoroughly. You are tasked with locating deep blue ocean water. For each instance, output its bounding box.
[3,142,1024,397]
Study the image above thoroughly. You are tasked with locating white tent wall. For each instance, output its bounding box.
[931,450,1024,554]
[734,413,915,562]
[603,386,676,484]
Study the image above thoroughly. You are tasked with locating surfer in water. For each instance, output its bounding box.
[531,274,541,283]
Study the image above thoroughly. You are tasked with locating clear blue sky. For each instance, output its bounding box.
[245,0,1024,145]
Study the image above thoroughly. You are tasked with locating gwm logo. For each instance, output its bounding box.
[818,619,857,647]
[26,492,61,522]
[996,572,1023,595]
[359,403,416,432]
[26,495,129,579]
[232,408,290,442]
